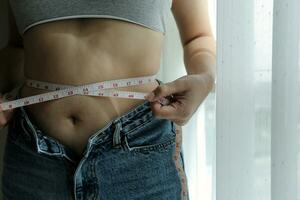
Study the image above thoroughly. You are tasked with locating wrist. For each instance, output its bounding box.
[190,72,216,93]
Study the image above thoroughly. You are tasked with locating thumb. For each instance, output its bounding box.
[145,81,179,102]
[145,79,187,102]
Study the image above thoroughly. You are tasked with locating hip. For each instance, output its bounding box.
[2,92,189,199]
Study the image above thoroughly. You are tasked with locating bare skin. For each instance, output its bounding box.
[20,18,164,156]
[0,0,217,157]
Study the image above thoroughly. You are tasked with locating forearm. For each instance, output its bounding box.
[0,45,25,94]
[183,35,216,92]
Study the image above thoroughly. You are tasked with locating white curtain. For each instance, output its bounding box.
[216,0,271,199]
[162,0,300,199]
[271,0,300,199]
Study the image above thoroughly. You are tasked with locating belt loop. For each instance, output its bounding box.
[112,120,122,148]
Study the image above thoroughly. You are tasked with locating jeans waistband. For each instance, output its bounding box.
[11,78,168,164]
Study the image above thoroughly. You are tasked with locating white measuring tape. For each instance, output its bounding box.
[0,75,172,112]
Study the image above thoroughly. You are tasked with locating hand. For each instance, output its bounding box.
[144,74,214,126]
[0,94,16,131]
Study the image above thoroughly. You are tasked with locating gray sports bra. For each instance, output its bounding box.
[9,0,173,35]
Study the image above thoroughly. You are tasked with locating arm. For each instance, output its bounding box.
[0,0,25,94]
[145,0,216,125]
[172,0,216,92]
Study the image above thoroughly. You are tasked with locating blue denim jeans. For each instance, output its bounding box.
[1,79,189,200]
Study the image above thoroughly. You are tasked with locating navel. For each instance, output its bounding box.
[69,115,81,125]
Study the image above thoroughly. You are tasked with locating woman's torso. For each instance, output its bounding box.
[19,18,164,156]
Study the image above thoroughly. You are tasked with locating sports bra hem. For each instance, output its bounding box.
[22,15,166,35]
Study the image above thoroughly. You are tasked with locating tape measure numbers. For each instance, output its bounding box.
[0,75,173,112]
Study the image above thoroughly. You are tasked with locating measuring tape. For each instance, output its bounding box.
[0,75,172,112]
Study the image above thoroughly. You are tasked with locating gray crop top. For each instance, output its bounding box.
[9,0,173,35]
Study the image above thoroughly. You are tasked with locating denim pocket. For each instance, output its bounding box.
[123,118,176,152]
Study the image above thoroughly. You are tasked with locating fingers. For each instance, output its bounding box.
[0,115,7,128]
[0,96,15,130]
[150,101,190,126]
[144,80,185,102]
[144,78,192,126]
[0,96,5,113]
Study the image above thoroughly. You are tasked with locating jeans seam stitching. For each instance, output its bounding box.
[124,135,176,152]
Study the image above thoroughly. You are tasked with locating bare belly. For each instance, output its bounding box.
[19,18,164,156]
